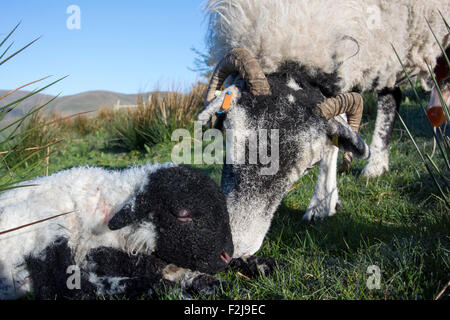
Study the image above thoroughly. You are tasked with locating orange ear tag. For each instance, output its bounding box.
[221,90,233,111]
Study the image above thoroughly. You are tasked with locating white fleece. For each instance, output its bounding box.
[205,0,449,92]
[0,162,175,299]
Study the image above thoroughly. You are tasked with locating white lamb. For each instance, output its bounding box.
[0,163,233,299]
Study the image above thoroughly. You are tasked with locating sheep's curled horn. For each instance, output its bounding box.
[317,92,364,172]
[205,48,271,105]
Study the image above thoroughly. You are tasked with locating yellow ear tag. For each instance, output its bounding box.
[221,90,233,111]
[332,135,339,147]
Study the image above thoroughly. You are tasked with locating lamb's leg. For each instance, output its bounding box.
[362,87,402,177]
[87,247,230,298]
[24,237,97,300]
[86,247,178,298]
[86,246,166,279]
[26,243,169,299]
[302,142,340,222]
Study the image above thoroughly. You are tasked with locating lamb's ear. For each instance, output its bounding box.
[326,117,370,160]
[108,203,136,230]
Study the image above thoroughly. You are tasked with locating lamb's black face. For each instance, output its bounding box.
[109,165,233,274]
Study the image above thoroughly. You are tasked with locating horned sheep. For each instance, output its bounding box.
[199,0,449,259]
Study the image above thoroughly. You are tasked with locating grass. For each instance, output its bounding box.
[0,22,64,192]
[391,17,450,208]
[107,82,206,153]
[6,89,448,300]
[1,110,57,170]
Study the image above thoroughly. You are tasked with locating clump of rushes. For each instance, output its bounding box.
[393,12,449,208]
[109,82,206,153]
[0,22,64,192]
[50,110,97,137]
[1,108,66,173]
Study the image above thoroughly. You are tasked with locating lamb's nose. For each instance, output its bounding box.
[220,252,231,264]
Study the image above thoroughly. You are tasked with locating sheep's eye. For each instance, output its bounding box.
[176,209,192,223]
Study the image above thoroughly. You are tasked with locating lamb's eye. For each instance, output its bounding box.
[176,209,192,223]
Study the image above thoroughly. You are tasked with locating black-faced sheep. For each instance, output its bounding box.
[199,0,449,259]
[0,163,233,299]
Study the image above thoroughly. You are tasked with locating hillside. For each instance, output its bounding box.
[0,89,148,120]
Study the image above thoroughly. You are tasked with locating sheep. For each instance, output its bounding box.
[0,163,233,299]
[198,0,449,259]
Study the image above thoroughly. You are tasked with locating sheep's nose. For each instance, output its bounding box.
[220,252,231,264]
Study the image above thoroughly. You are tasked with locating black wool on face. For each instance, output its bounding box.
[110,166,233,274]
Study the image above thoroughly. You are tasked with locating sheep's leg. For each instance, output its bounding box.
[86,246,178,298]
[302,142,340,222]
[28,243,232,299]
[362,87,402,177]
[86,246,165,279]
[88,247,230,298]
[26,243,170,299]
[24,237,97,299]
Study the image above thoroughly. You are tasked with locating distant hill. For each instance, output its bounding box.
[0,89,150,121]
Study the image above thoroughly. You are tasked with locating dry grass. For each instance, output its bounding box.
[1,110,57,170]
[107,82,207,152]
[51,111,99,136]
[48,82,207,148]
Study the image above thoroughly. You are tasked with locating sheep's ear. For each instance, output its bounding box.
[108,204,136,230]
[197,85,241,126]
[326,118,370,159]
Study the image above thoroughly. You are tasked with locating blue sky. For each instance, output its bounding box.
[0,1,208,96]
